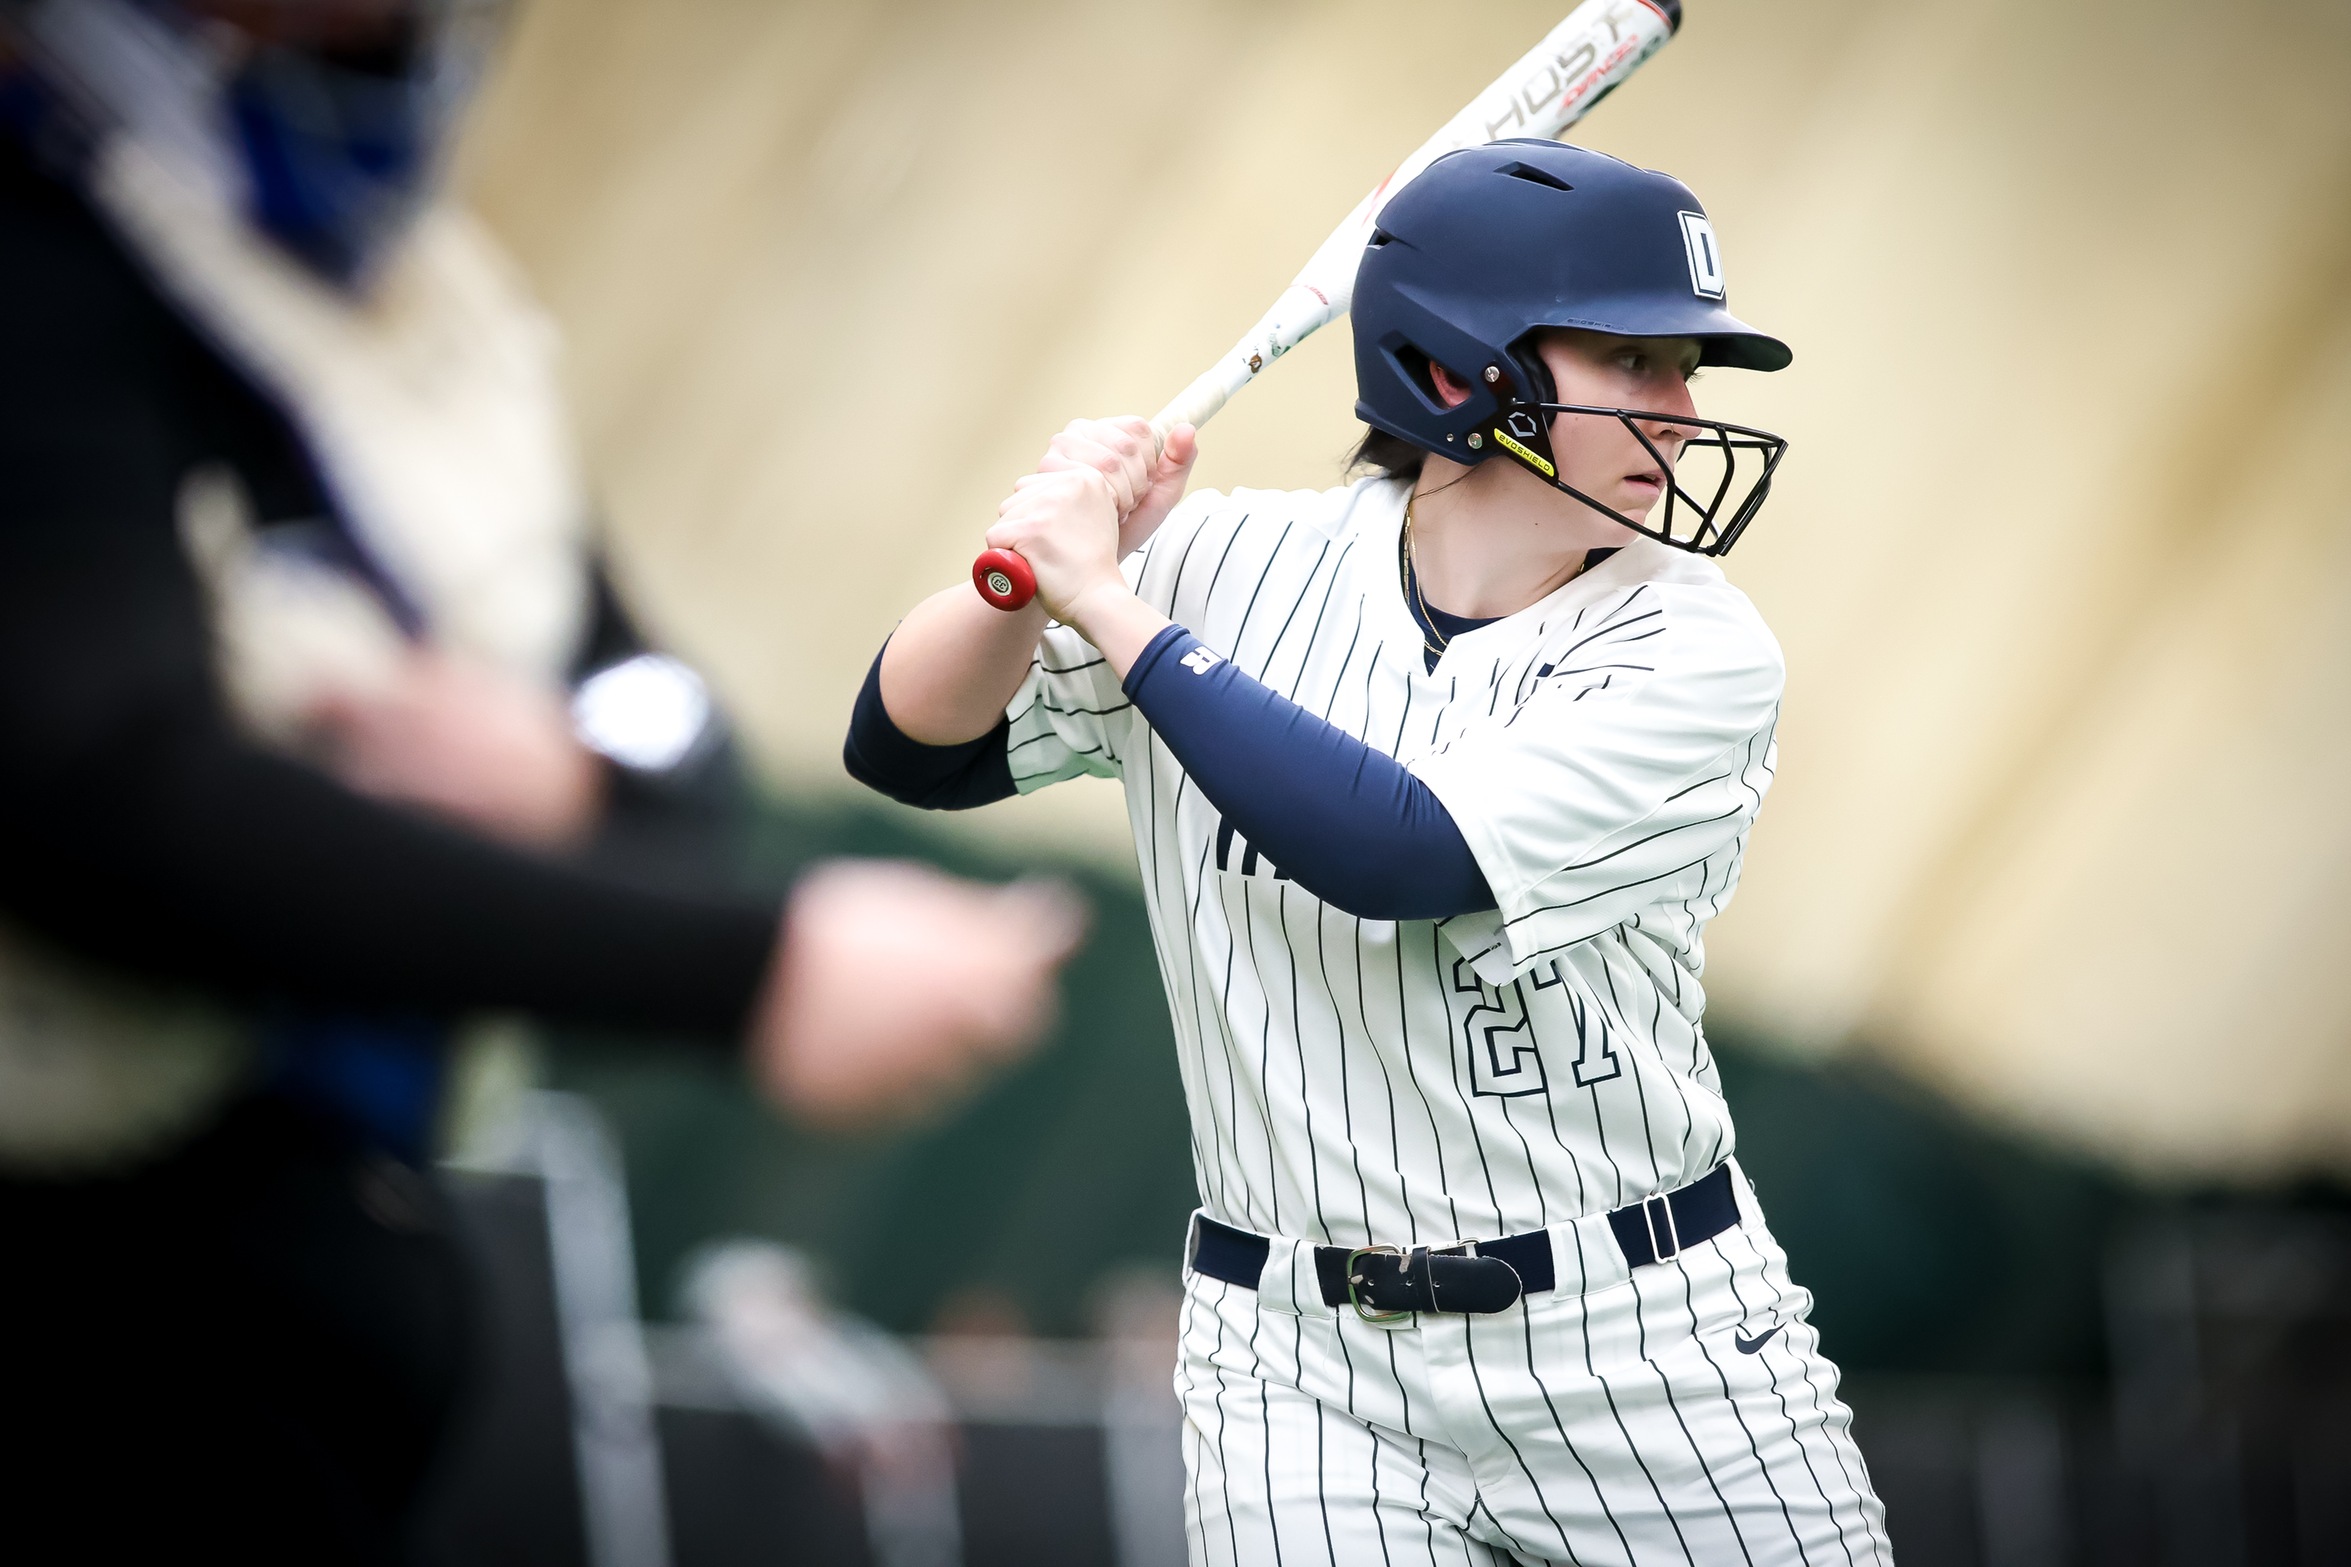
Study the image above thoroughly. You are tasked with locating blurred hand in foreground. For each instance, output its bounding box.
[305,649,603,850]
[754,860,1088,1130]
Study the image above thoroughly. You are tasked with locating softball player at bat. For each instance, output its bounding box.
[850,141,1892,1565]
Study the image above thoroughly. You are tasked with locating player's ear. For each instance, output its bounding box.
[1428,361,1475,409]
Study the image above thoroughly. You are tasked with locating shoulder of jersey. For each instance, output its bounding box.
[1620,545,1786,693]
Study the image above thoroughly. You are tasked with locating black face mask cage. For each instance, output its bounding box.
[1482,401,1788,558]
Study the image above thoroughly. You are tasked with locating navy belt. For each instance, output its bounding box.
[1189,1165,1739,1320]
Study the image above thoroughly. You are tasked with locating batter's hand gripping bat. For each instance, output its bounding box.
[973,0,1683,611]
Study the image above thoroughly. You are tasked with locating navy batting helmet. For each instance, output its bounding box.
[1351,140,1790,555]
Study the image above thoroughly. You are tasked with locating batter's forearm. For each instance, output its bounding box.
[879,582,1047,744]
[1061,583,1173,681]
[1122,626,1495,920]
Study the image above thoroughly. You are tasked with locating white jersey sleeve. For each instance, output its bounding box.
[1003,620,1128,792]
[1410,575,1785,986]
[1002,491,1225,793]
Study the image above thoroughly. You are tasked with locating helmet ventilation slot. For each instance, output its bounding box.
[1496,161,1575,193]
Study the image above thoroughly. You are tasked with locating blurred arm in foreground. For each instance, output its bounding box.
[0,277,1079,1133]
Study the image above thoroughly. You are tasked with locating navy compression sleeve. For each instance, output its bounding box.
[1124,626,1494,920]
[842,645,1018,809]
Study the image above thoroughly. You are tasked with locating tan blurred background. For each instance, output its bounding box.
[449,0,2351,1187]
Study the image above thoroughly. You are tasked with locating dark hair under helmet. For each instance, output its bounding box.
[1351,140,1791,555]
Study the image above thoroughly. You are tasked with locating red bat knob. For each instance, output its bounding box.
[972,548,1037,612]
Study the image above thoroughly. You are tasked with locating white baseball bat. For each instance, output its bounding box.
[976,0,1682,609]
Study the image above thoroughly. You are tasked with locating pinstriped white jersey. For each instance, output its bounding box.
[1006,475,1783,1249]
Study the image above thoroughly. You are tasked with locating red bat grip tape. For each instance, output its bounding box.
[972,548,1037,612]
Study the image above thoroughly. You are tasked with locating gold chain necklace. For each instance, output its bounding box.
[1401,497,1448,660]
[1405,493,1597,662]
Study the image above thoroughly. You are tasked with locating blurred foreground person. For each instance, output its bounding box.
[0,1,1082,1560]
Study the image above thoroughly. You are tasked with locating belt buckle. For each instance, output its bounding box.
[1344,1245,1412,1325]
[1642,1193,1681,1264]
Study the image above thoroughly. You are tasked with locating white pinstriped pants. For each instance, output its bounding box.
[1175,1165,1893,1566]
